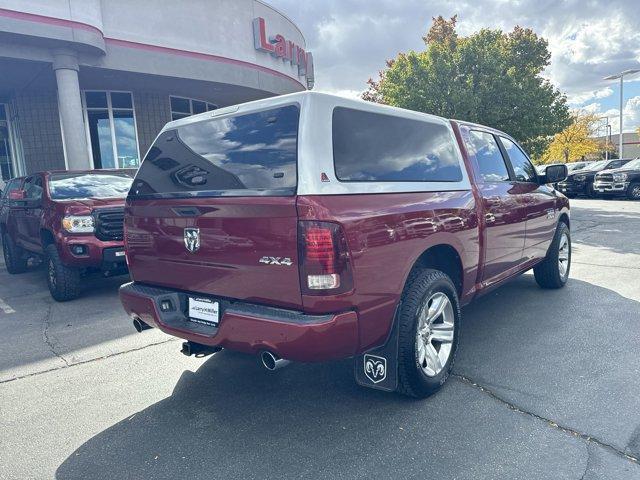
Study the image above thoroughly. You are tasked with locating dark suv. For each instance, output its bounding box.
[1,170,134,301]
[593,158,640,199]
[557,159,632,197]
[119,92,570,398]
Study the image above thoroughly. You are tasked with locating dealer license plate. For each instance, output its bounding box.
[188,297,219,326]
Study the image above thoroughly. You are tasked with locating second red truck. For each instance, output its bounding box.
[1,170,134,301]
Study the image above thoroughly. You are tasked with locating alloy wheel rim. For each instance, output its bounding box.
[558,232,570,279]
[415,292,455,377]
[633,185,640,199]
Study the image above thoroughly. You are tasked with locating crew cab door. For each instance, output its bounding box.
[498,137,557,262]
[14,174,43,252]
[462,129,528,285]
[1,178,21,220]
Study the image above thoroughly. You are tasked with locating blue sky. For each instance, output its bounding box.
[269,0,640,134]
[595,83,640,112]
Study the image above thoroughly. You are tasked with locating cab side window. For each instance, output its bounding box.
[332,107,464,182]
[23,176,43,200]
[464,130,510,182]
[608,160,625,169]
[501,137,537,183]
[2,179,20,198]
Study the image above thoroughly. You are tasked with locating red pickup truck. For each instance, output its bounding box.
[1,170,134,301]
[119,92,570,398]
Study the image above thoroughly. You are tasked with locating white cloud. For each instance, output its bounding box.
[580,102,603,114]
[567,87,613,106]
[583,95,640,134]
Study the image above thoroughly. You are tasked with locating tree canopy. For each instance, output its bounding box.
[363,15,571,159]
[540,113,603,164]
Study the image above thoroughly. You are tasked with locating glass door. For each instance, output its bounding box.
[0,104,15,181]
[82,91,141,169]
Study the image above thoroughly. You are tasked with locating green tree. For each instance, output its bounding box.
[363,16,570,159]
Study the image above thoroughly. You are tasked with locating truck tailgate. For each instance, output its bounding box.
[125,196,302,310]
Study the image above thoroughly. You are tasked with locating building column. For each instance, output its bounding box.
[52,49,90,170]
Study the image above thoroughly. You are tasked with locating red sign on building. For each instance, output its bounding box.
[253,17,314,89]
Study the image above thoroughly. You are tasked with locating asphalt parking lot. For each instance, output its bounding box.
[1,198,639,480]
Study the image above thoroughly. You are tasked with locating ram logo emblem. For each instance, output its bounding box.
[364,354,387,384]
[184,228,200,253]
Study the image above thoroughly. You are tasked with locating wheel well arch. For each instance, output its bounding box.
[406,244,464,296]
[40,229,55,247]
[559,213,570,229]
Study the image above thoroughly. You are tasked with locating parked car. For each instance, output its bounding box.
[119,92,570,398]
[557,158,632,197]
[593,158,640,199]
[0,169,134,301]
[535,161,590,176]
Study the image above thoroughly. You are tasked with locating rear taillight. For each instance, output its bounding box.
[298,221,353,295]
[123,216,130,267]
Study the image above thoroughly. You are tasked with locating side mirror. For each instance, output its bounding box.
[543,164,568,184]
[8,190,25,200]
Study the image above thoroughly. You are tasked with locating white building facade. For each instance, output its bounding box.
[0,0,313,180]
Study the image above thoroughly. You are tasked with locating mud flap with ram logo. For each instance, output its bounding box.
[354,313,399,392]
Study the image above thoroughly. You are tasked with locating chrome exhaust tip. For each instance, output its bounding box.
[132,317,151,333]
[260,351,291,371]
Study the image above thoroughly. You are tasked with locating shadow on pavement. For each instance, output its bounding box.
[55,276,640,479]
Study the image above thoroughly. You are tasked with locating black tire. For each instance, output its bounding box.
[534,222,571,289]
[2,233,28,274]
[627,182,640,200]
[45,244,80,302]
[586,183,598,198]
[396,269,461,399]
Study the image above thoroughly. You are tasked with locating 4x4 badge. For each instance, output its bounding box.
[259,256,293,266]
[364,354,387,384]
[184,228,200,253]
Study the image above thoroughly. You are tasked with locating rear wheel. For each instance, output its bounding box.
[534,222,571,289]
[45,244,80,302]
[627,182,640,200]
[397,269,461,398]
[2,233,28,274]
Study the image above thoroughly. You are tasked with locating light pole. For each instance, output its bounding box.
[598,116,612,160]
[604,69,640,159]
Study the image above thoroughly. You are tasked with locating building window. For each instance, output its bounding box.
[0,104,18,181]
[170,96,217,121]
[82,91,141,169]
